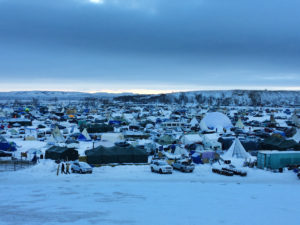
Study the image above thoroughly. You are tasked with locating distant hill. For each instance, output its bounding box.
[0,91,134,100]
[115,90,300,107]
[0,90,299,106]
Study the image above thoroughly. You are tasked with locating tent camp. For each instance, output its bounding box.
[45,146,79,161]
[85,145,148,164]
[223,138,251,159]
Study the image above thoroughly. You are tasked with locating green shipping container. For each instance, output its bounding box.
[257,151,300,170]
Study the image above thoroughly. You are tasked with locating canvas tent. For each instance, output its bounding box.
[235,118,245,129]
[262,135,300,151]
[190,117,199,127]
[25,128,37,141]
[223,138,251,159]
[181,134,203,145]
[292,129,300,143]
[85,145,148,164]
[157,135,175,145]
[51,126,65,143]
[77,128,92,141]
[45,146,78,161]
[101,133,124,143]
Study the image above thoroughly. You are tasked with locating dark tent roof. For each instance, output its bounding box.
[262,135,300,151]
[45,146,78,161]
[85,145,148,164]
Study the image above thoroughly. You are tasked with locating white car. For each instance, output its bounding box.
[71,162,93,174]
[150,161,173,174]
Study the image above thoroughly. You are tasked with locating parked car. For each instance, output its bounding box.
[172,160,195,172]
[71,162,93,174]
[0,150,12,157]
[150,161,173,174]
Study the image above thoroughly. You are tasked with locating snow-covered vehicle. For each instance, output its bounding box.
[150,161,173,174]
[71,162,93,174]
[172,160,195,172]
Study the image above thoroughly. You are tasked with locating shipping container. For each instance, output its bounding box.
[257,151,300,170]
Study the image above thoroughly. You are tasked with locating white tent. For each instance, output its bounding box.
[181,134,203,145]
[190,117,199,127]
[291,114,300,128]
[174,147,189,156]
[292,128,300,143]
[101,133,124,143]
[199,119,209,131]
[202,133,222,150]
[82,128,92,141]
[25,128,37,141]
[201,112,232,130]
[235,118,244,129]
[51,126,65,143]
[223,138,251,159]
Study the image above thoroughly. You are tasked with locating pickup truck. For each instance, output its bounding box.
[150,161,173,174]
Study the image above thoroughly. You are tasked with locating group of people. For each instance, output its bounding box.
[57,161,71,175]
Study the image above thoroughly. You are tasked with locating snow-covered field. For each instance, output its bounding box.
[1,161,300,225]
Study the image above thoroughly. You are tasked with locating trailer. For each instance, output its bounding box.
[257,151,300,170]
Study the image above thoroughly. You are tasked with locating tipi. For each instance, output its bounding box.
[235,118,244,129]
[223,138,250,159]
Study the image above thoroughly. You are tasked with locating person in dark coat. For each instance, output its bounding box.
[66,162,70,174]
[32,154,37,164]
[61,162,65,174]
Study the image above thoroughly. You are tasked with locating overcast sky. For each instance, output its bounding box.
[0,0,299,93]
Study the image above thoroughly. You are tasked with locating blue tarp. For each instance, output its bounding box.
[0,142,17,151]
[109,120,122,126]
[191,153,202,164]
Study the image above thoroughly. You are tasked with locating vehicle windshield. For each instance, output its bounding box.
[79,162,90,168]
[159,162,167,166]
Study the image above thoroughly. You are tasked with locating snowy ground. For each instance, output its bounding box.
[1,161,300,225]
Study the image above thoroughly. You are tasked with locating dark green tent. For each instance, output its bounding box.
[85,145,148,164]
[80,123,114,133]
[262,135,300,151]
[45,146,79,161]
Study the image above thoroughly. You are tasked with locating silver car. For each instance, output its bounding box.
[71,162,93,174]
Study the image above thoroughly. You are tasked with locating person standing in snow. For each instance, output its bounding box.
[57,163,60,176]
[66,162,70,174]
[61,162,65,174]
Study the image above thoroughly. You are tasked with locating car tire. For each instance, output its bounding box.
[79,170,82,174]
[71,169,74,173]
[159,169,162,174]
[181,167,185,172]
[151,167,154,172]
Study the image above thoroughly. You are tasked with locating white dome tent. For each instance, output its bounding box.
[223,138,251,159]
[201,112,232,131]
